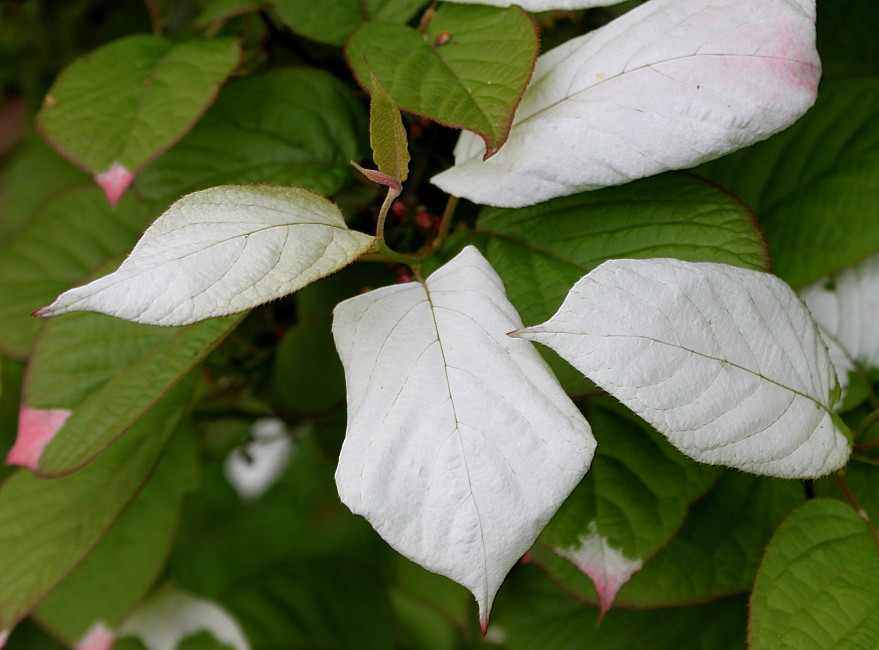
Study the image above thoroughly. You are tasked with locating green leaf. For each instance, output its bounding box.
[817,0,879,78]
[538,400,720,615]
[136,68,367,206]
[0,186,151,359]
[368,68,409,184]
[434,173,768,394]
[347,3,538,157]
[533,472,804,608]
[36,35,240,203]
[0,380,193,632]
[493,565,748,650]
[273,0,429,46]
[16,308,242,476]
[697,78,879,288]
[749,499,879,649]
[32,428,199,645]
[0,356,25,484]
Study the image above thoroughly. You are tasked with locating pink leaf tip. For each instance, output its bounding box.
[94,162,133,208]
[6,406,72,470]
[350,162,402,198]
[0,629,9,648]
[31,304,54,318]
[76,622,115,650]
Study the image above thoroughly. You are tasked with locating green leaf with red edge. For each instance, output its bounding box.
[0,186,152,360]
[32,427,199,646]
[749,499,879,649]
[36,35,240,205]
[538,400,720,618]
[0,379,194,635]
[272,0,429,46]
[346,3,538,158]
[531,472,804,608]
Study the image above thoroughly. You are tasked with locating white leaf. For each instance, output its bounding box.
[35,185,375,326]
[332,246,595,627]
[118,587,249,650]
[441,0,617,10]
[432,0,820,208]
[516,258,850,478]
[224,418,295,501]
[800,253,879,394]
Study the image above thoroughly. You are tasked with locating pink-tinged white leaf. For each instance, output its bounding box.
[555,522,643,619]
[432,0,820,207]
[34,186,375,326]
[118,588,249,650]
[5,407,72,470]
[516,258,850,478]
[799,253,879,395]
[94,162,134,208]
[76,622,115,650]
[0,629,8,647]
[332,246,596,627]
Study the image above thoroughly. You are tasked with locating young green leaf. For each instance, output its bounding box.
[347,4,538,158]
[800,253,879,395]
[516,258,851,478]
[0,380,192,635]
[135,68,368,207]
[273,0,428,46]
[367,68,409,186]
[36,36,240,206]
[35,186,375,326]
[749,499,879,649]
[332,246,596,628]
[432,0,821,207]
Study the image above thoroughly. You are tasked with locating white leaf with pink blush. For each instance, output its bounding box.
[432,0,821,207]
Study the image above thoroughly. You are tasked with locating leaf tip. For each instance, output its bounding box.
[350,161,402,197]
[0,629,9,648]
[75,622,115,650]
[479,609,489,638]
[5,406,73,470]
[94,162,133,208]
[31,304,54,318]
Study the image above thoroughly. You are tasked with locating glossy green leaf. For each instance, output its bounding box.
[533,472,804,607]
[0,186,151,359]
[368,69,409,184]
[273,0,428,45]
[347,3,538,157]
[136,68,367,206]
[0,380,193,633]
[539,401,720,615]
[698,78,879,288]
[749,499,879,649]
[15,308,242,476]
[434,173,768,394]
[32,429,199,645]
[36,36,240,204]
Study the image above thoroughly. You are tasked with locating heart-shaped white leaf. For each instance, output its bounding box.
[332,246,596,627]
[36,186,375,326]
[516,258,850,478]
[799,253,879,393]
[432,0,821,208]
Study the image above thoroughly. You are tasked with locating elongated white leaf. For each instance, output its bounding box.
[36,186,375,326]
[800,253,879,392]
[332,246,595,627]
[441,0,615,8]
[516,258,850,478]
[432,0,820,208]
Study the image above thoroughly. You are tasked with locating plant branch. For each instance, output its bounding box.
[375,186,397,242]
[417,0,440,33]
[144,0,163,36]
[433,195,458,249]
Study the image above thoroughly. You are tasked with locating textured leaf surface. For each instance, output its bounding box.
[273,0,428,45]
[37,186,374,326]
[749,499,879,649]
[432,0,821,207]
[36,36,239,203]
[533,472,804,608]
[0,382,191,633]
[136,69,367,206]
[800,253,879,394]
[436,174,768,395]
[698,78,879,288]
[332,246,596,624]
[518,258,850,478]
[0,186,150,359]
[33,432,198,645]
[368,69,409,185]
[539,401,720,615]
[347,4,538,157]
[10,302,241,476]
